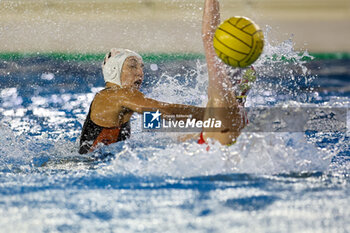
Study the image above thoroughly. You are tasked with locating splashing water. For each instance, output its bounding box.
[0,29,347,177]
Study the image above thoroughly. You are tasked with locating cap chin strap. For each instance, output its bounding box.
[102,49,142,86]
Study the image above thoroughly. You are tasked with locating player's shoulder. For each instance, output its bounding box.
[119,88,145,98]
[95,87,144,101]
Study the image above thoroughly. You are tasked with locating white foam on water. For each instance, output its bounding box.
[0,124,47,172]
[96,129,332,178]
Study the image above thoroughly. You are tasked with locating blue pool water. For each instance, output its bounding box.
[0,44,349,231]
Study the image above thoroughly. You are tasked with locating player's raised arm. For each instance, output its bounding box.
[202,0,220,52]
[202,0,221,70]
[202,0,228,99]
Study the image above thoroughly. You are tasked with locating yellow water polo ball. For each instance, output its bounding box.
[213,16,264,68]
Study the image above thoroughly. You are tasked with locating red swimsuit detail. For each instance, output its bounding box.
[197,132,210,151]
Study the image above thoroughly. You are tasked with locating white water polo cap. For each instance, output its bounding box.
[102,48,143,86]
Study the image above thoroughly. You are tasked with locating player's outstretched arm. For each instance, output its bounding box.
[119,90,205,121]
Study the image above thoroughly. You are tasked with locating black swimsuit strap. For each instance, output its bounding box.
[79,95,131,154]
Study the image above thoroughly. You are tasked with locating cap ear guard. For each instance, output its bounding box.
[102,48,142,86]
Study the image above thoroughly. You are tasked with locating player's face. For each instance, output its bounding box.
[120,56,144,89]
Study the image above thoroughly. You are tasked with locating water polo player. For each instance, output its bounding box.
[79,48,205,154]
[79,0,253,153]
[198,0,254,145]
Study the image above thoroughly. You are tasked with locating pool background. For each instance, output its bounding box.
[1,0,350,53]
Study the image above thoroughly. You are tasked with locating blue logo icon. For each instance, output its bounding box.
[143,110,162,129]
